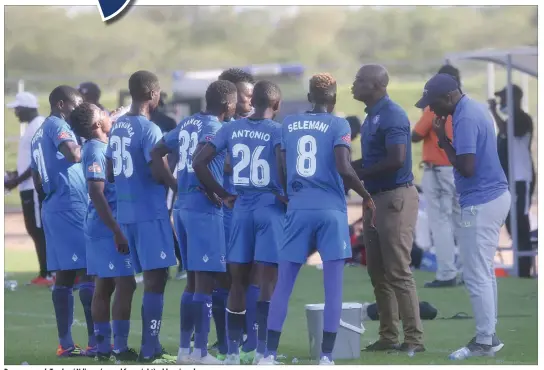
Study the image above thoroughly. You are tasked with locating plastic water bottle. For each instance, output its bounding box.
[110,106,131,122]
[5,280,18,291]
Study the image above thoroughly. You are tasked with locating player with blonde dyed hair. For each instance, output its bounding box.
[259,73,375,365]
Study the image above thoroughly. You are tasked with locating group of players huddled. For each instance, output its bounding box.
[30,68,375,365]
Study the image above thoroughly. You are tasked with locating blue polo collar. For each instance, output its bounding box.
[365,95,390,115]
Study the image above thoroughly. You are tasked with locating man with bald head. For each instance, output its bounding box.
[352,64,424,353]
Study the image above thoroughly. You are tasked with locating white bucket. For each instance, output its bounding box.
[305,302,365,360]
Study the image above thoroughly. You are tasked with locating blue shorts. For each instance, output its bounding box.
[42,208,87,271]
[173,209,226,273]
[85,235,134,278]
[280,209,351,264]
[223,206,233,245]
[120,219,177,274]
[228,205,284,264]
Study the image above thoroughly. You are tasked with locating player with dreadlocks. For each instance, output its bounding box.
[70,103,138,363]
[259,73,375,365]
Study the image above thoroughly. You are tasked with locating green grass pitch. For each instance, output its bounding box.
[4,248,537,365]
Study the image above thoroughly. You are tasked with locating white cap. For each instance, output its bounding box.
[6,92,39,109]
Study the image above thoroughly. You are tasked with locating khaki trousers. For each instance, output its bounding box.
[363,185,424,345]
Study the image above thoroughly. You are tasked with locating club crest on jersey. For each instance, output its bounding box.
[205,135,214,142]
[88,163,102,173]
[96,0,133,23]
[341,134,351,144]
[58,131,71,140]
[372,115,380,125]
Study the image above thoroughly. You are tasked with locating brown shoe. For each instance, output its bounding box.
[363,340,401,352]
[399,343,426,353]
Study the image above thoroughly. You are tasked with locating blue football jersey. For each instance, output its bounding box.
[82,139,117,238]
[30,115,87,212]
[281,112,351,211]
[163,113,225,215]
[212,118,283,210]
[105,114,168,224]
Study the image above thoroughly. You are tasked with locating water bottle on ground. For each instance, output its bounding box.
[5,280,18,291]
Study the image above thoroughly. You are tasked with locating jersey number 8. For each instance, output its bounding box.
[232,144,270,187]
[296,135,317,177]
[110,136,134,178]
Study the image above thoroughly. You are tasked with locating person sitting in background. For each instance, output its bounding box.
[344,115,362,196]
[5,92,50,286]
[488,85,535,278]
[411,64,462,288]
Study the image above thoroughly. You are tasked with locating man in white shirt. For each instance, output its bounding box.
[5,92,51,285]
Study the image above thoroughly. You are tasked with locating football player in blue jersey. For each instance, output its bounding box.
[151,80,238,365]
[213,68,256,361]
[30,86,97,357]
[105,71,178,364]
[70,103,138,363]
[259,73,375,365]
[193,80,285,365]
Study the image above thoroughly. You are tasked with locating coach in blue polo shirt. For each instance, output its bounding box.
[352,64,424,353]
[415,73,510,360]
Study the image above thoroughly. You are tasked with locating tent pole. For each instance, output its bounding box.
[506,54,519,278]
[487,63,495,99]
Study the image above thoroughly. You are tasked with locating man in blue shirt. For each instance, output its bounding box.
[415,73,510,359]
[151,80,238,365]
[215,68,257,361]
[259,73,374,365]
[30,86,97,358]
[193,80,285,365]
[352,64,424,353]
[105,71,177,364]
[70,103,137,363]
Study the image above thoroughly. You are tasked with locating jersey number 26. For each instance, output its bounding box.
[232,144,270,187]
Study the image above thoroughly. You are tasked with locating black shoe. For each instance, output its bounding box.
[363,340,401,352]
[112,348,139,364]
[399,343,426,353]
[424,277,459,288]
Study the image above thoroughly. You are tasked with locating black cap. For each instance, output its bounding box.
[77,82,101,100]
[494,84,523,100]
[415,73,460,109]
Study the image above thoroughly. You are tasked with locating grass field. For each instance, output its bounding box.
[4,246,538,365]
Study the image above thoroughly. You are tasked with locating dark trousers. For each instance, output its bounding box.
[20,189,48,277]
[506,181,533,278]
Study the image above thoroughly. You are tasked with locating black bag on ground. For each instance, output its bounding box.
[366,301,438,320]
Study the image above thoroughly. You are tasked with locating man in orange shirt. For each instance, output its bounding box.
[411,65,462,288]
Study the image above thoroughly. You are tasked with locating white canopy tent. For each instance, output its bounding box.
[444,46,538,277]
